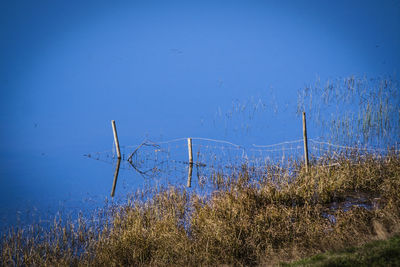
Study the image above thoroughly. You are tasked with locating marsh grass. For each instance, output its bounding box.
[1,151,400,266]
[297,75,400,148]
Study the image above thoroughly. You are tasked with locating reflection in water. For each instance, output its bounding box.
[111,158,121,197]
[187,138,194,187]
[102,138,300,195]
[87,137,306,196]
[187,163,193,188]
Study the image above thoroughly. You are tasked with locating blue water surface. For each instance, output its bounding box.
[1,0,399,231]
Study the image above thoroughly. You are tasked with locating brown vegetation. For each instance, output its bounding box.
[1,152,400,266]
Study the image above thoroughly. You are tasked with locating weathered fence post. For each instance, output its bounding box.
[187,138,193,164]
[111,120,121,159]
[187,138,193,187]
[302,112,309,172]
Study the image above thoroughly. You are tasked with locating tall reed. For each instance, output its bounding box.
[297,75,399,148]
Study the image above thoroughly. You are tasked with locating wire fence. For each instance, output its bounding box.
[85,136,399,187]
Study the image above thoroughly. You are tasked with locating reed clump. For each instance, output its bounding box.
[1,152,400,266]
[297,75,399,148]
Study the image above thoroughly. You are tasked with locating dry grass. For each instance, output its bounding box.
[1,152,400,266]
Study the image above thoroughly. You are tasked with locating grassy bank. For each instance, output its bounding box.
[283,234,400,266]
[1,152,400,266]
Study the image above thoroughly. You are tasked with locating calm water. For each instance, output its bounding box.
[1,1,399,231]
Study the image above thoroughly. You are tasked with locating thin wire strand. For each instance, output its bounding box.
[252,139,303,148]
[190,137,242,148]
[309,139,396,152]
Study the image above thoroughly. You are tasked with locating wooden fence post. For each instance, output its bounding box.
[111,120,121,159]
[302,112,309,172]
[187,138,193,164]
[187,138,193,187]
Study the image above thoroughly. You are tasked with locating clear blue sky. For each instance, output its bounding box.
[0,0,399,227]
